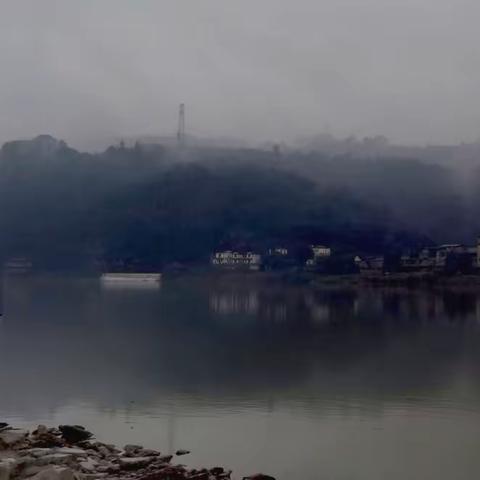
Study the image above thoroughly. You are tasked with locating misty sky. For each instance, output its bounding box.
[1,0,480,149]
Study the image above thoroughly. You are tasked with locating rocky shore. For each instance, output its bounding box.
[0,424,274,480]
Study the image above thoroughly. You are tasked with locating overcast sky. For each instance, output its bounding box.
[1,0,479,149]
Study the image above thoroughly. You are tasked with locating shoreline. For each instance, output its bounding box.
[175,270,480,290]
[0,424,274,480]
[7,268,480,291]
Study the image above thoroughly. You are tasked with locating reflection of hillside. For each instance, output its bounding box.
[1,277,480,420]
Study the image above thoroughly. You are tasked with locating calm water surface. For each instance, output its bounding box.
[1,275,480,479]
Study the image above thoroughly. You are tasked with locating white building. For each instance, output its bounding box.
[211,251,262,270]
[268,247,288,256]
[311,245,331,258]
[306,245,331,266]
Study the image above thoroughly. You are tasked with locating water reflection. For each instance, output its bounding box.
[1,276,480,479]
[210,279,480,328]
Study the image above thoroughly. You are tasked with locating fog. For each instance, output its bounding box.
[1,0,480,150]
[2,133,480,272]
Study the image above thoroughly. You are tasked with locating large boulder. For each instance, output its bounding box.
[58,426,92,444]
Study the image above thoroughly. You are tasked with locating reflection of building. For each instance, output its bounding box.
[305,293,331,325]
[263,303,288,322]
[209,291,260,315]
[211,251,262,270]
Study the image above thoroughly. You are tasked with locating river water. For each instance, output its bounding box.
[1,274,480,480]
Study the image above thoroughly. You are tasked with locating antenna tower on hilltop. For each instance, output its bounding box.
[177,103,186,147]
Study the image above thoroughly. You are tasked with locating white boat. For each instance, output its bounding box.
[100,273,161,284]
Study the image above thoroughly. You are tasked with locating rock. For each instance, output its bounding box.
[79,457,98,473]
[0,429,28,449]
[30,467,77,480]
[22,465,51,478]
[31,434,64,449]
[138,467,185,480]
[58,426,92,444]
[0,424,9,432]
[0,458,17,480]
[33,426,49,436]
[21,449,53,458]
[138,449,160,457]
[31,427,63,448]
[15,456,37,469]
[242,475,276,480]
[189,474,208,480]
[124,444,143,456]
[96,463,119,474]
[0,423,246,480]
[96,446,110,458]
[210,467,224,475]
[175,449,190,456]
[55,448,87,458]
[118,457,155,470]
[34,454,73,467]
[75,441,93,450]
[52,468,78,480]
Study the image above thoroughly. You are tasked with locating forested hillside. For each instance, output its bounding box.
[0,135,476,270]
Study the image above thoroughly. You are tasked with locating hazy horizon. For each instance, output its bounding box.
[2,0,480,150]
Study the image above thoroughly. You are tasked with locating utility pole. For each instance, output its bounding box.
[177,103,186,148]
